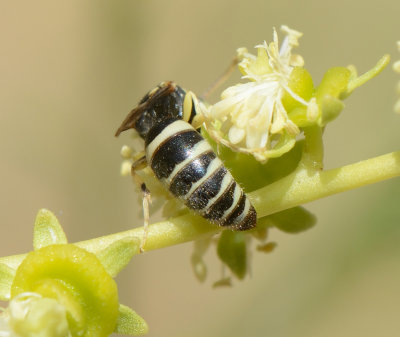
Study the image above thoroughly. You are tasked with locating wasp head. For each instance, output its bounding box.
[115,81,186,139]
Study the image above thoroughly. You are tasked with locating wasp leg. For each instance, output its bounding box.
[200,56,240,100]
[130,155,151,253]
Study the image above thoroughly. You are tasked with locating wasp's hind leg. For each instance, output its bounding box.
[130,155,152,253]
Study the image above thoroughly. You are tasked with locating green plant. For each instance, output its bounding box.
[0,26,399,337]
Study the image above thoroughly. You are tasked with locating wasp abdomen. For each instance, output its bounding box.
[145,118,256,230]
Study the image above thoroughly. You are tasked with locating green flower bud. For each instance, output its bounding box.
[11,244,119,337]
[217,231,247,280]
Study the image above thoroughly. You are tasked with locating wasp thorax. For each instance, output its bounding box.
[134,84,186,139]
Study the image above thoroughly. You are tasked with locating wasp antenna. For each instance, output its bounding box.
[115,81,177,137]
[115,103,146,137]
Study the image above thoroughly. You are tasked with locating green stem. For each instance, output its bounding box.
[251,150,400,217]
[300,126,324,169]
[345,54,390,96]
[1,151,399,270]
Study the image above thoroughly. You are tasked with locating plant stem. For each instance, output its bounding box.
[346,54,391,95]
[300,126,324,169]
[251,150,400,217]
[1,151,399,269]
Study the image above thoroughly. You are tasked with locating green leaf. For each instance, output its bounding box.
[203,127,303,192]
[258,140,303,185]
[217,231,247,279]
[33,209,67,250]
[251,216,276,235]
[264,132,297,159]
[282,66,314,113]
[288,107,315,128]
[318,95,345,126]
[0,263,15,300]
[115,304,148,336]
[96,237,140,278]
[315,67,351,102]
[269,207,316,233]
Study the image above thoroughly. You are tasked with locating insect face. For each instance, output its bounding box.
[115,82,188,139]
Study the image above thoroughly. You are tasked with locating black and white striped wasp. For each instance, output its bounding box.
[115,81,257,239]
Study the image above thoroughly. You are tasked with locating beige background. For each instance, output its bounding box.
[1,1,400,336]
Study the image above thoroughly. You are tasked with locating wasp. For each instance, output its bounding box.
[116,81,256,233]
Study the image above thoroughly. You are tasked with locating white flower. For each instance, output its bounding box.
[0,292,69,337]
[204,26,310,162]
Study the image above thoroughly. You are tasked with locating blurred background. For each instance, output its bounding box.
[0,1,399,336]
